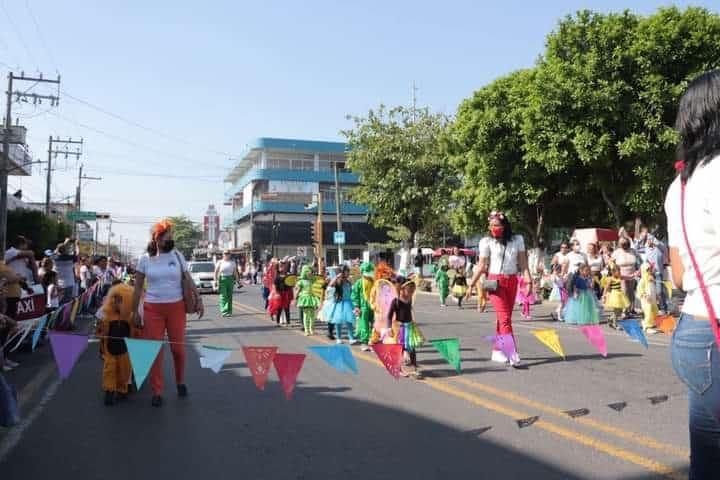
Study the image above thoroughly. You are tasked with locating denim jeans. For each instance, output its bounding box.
[656,279,668,312]
[671,314,720,479]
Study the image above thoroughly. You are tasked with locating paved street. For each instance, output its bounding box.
[0,287,690,479]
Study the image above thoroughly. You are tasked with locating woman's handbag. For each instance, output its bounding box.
[482,244,506,292]
[174,251,200,315]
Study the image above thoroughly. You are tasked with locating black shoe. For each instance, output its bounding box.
[327,334,336,340]
[177,384,188,398]
[104,391,116,406]
[151,395,163,407]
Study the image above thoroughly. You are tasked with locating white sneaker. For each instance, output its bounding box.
[644,328,659,335]
[349,339,360,345]
[361,345,371,352]
[509,352,521,367]
[335,339,343,345]
[491,350,508,363]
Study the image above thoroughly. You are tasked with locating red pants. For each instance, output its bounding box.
[487,274,518,336]
[143,301,186,395]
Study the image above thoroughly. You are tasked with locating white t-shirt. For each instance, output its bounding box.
[136,250,187,304]
[5,247,33,283]
[80,265,92,289]
[664,157,720,318]
[566,251,588,275]
[587,254,604,274]
[47,284,59,308]
[217,260,236,276]
[479,235,526,275]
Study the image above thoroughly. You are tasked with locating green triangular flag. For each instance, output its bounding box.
[125,338,163,389]
[430,338,461,374]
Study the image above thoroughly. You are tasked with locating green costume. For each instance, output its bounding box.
[352,262,375,345]
[296,266,320,335]
[218,276,235,316]
[435,268,450,305]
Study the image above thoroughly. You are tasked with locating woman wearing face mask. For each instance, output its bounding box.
[132,219,203,408]
[612,237,639,317]
[562,239,588,277]
[468,211,532,366]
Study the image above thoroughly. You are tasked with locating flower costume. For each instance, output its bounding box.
[296,266,320,335]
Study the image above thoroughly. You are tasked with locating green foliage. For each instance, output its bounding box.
[167,215,202,258]
[449,6,720,241]
[7,209,73,256]
[343,105,455,244]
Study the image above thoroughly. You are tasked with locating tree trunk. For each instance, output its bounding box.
[600,188,622,228]
[535,206,545,246]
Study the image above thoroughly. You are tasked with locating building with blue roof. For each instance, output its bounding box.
[224,137,388,262]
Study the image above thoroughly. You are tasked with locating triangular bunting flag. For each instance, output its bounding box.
[483,334,516,360]
[607,402,627,412]
[430,338,462,373]
[32,315,47,351]
[656,315,676,334]
[579,325,607,357]
[338,344,358,374]
[531,329,565,359]
[618,320,648,349]
[273,353,305,400]
[308,345,350,373]
[242,346,278,391]
[516,416,539,428]
[49,332,88,379]
[372,344,403,380]
[199,345,233,374]
[125,338,163,388]
[648,395,669,405]
[563,408,590,418]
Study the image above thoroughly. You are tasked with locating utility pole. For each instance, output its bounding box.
[75,163,101,240]
[106,218,113,257]
[333,161,343,265]
[46,136,83,214]
[1,71,60,252]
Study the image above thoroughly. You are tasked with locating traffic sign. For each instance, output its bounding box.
[67,211,96,222]
[334,231,346,245]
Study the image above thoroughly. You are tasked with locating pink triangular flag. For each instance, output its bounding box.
[273,353,305,400]
[484,334,517,359]
[242,346,278,391]
[49,332,88,379]
[580,325,607,357]
[372,344,403,380]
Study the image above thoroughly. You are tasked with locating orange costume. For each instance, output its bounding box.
[96,283,136,405]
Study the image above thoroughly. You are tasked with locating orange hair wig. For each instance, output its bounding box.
[374,261,394,280]
[151,219,174,241]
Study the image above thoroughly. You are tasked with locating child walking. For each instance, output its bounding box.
[435,264,449,307]
[387,277,424,379]
[451,270,468,309]
[603,266,629,330]
[43,270,60,314]
[563,265,600,325]
[637,264,659,335]
[323,266,357,344]
[516,275,535,320]
[295,266,320,336]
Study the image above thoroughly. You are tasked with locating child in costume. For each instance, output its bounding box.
[351,262,375,351]
[323,266,358,344]
[268,261,294,326]
[387,276,424,378]
[451,270,468,309]
[637,264,659,334]
[96,283,136,406]
[563,264,600,325]
[295,266,320,336]
[369,262,396,346]
[604,265,629,329]
[548,263,568,322]
[435,264,450,307]
[516,275,535,320]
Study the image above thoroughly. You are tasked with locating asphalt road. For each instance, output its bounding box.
[0,286,690,479]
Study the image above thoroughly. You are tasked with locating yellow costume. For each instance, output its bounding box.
[604,278,629,310]
[637,266,658,330]
[96,283,136,404]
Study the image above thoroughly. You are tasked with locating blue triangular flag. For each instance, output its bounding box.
[125,338,163,388]
[618,320,648,349]
[338,344,358,374]
[308,345,349,373]
[32,315,47,351]
[199,345,233,374]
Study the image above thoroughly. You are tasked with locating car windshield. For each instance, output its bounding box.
[188,263,214,273]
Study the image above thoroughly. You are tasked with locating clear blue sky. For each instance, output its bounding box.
[0,0,715,256]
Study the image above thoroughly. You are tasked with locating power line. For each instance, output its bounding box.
[0,0,38,68]
[87,166,221,181]
[61,90,234,158]
[48,110,230,170]
[24,0,59,72]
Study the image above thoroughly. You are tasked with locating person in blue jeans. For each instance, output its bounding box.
[665,69,720,478]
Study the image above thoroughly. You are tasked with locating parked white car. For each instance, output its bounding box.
[188,261,216,294]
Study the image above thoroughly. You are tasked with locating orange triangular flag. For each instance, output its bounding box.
[656,315,677,334]
[242,346,278,391]
[273,353,305,400]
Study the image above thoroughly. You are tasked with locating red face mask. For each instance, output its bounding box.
[490,226,504,238]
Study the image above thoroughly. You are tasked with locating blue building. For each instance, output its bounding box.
[224,137,388,262]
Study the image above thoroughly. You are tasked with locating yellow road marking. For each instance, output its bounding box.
[228,300,684,479]
[451,377,689,459]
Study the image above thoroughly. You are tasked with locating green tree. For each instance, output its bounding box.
[167,215,202,258]
[7,209,73,257]
[342,105,455,248]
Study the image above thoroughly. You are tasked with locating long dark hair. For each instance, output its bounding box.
[490,215,514,246]
[675,69,720,182]
[146,240,158,256]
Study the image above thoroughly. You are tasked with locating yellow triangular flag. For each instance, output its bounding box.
[531,329,565,359]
